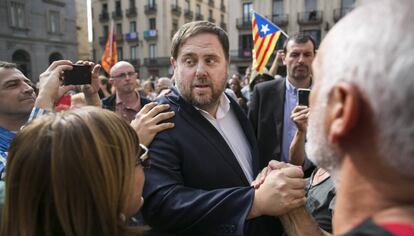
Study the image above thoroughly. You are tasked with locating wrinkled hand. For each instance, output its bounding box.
[291,105,310,132]
[130,102,175,146]
[252,160,297,189]
[252,166,306,217]
[36,60,75,109]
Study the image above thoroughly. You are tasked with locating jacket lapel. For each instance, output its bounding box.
[167,88,251,185]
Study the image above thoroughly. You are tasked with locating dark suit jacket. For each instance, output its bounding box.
[142,87,282,236]
[101,94,150,112]
[248,78,286,169]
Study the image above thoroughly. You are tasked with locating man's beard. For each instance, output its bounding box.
[292,65,310,81]
[306,91,342,186]
[177,76,226,110]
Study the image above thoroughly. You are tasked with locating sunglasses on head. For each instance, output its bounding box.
[136,144,150,169]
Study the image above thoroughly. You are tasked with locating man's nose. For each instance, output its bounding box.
[298,54,306,63]
[23,82,34,94]
[195,63,207,78]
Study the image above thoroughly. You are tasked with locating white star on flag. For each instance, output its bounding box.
[260,24,270,35]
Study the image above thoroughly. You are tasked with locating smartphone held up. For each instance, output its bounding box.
[63,64,92,85]
[297,88,311,107]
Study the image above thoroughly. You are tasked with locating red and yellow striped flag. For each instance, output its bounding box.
[101,24,118,74]
[252,11,283,74]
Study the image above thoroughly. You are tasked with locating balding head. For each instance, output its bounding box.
[109,61,138,95]
[307,0,414,179]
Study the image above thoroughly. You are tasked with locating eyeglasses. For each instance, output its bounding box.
[112,71,137,80]
[136,144,150,168]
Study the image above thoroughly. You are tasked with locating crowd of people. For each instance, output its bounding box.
[0,0,413,235]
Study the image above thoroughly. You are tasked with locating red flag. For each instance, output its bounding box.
[101,23,118,74]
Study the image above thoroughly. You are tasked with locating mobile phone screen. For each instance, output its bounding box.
[298,89,311,107]
[63,65,92,85]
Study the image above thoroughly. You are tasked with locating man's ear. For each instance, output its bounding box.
[170,57,177,70]
[282,52,287,66]
[326,82,360,143]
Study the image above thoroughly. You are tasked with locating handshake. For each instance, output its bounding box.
[248,161,306,218]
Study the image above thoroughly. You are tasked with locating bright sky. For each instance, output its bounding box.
[87,0,92,42]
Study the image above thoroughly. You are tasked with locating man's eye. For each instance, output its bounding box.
[206,58,216,64]
[185,59,194,65]
[6,83,18,88]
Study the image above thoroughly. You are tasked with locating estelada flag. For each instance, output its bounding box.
[251,10,284,74]
[101,23,118,74]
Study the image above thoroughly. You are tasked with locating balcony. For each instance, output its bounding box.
[208,17,215,23]
[144,4,157,14]
[126,7,137,18]
[171,4,182,16]
[184,9,194,19]
[112,9,123,20]
[270,14,289,27]
[195,13,204,21]
[99,36,107,45]
[125,32,139,42]
[208,0,214,7]
[236,18,252,30]
[220,4,226,12]
[144,29,158,40]
[333,8,353,22]
[99,12,109,22]
[143,57,171,67]
[220,22,227,31]
[297,10,323,25]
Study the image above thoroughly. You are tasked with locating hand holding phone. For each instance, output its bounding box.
[63,64,92,85]
[297,88,311,107]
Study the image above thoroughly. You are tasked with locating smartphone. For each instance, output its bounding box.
[63,64,92,85]
[298,88,311,107]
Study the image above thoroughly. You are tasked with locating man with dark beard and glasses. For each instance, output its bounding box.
[141,21,306,236]
[249,33,316,172]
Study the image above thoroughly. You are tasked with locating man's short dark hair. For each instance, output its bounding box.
[171,21,229,61]
[0,61,17,69]
[283,32,317,54]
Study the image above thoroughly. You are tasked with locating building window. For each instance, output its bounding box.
[185,0,190,11]
[172,19,178,31]
[49,11,60,33]
[102,3,108,12]
[117,47,123,60]
[116,23,122,35]
[148,0,155,7]
[221,14,224,22]
[341,0,355,8]
[196,4,201,14]
[130,46,137,60]
[149,18,156,30]
[242,2,252,22]
[240,34,253,52]
[103,25,109,37]
[304,0,317,11]
[272,0,284,15]
[209,9,213,18]
[130,21,136,32]
[129,0,135,8]
[10,1,25,28]
[149,44,156,59]
[115,1,121,12]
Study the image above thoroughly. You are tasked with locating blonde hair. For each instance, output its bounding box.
[1,107,140,236]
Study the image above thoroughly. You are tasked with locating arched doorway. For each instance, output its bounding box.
[49,52,63,64]
[12,50,31,79]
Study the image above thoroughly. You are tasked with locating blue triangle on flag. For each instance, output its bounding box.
[254,12,280,38]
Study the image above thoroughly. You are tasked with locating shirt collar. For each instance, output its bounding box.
[285,77,313,95]
[195,93,230,120]
[115,91,141,111]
